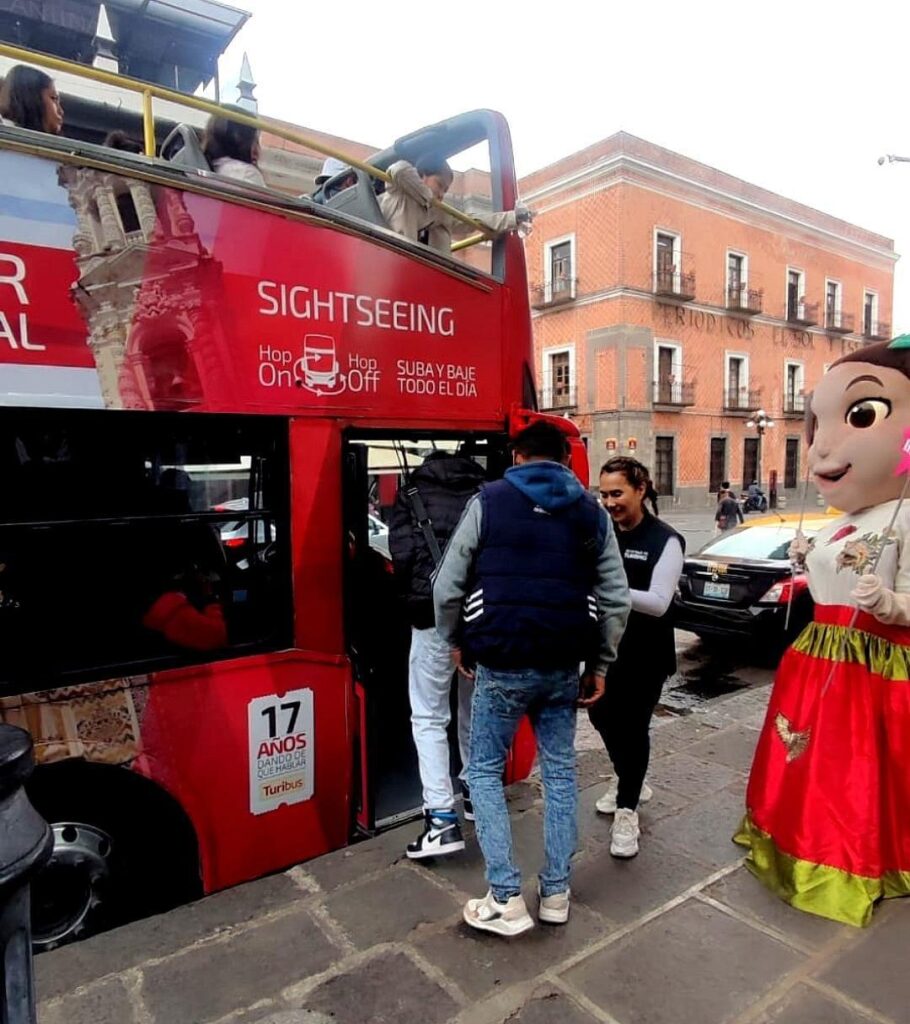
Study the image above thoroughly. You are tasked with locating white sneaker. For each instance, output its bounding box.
[595,779,653,815]
[537,885,570,925]
[463,891,534,937]
[610,808,640,858]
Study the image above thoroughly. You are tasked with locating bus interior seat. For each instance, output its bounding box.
[324,168,387,229]
[159,124,211,173]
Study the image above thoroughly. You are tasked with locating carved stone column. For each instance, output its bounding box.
[127,182,158,240]
[95,186,124,251]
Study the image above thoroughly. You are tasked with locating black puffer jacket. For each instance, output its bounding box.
[388,452,486,629]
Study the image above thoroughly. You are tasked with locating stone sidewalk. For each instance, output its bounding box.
[37,683,908,1024]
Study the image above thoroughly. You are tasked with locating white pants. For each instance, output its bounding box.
[409,625,473,811]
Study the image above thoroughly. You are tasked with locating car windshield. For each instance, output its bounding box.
[696,525,815,561]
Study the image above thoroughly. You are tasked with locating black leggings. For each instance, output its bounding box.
[587,666,667,810]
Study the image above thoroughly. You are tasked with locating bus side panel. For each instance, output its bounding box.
[290,419,345,654]
[134,651,353,893]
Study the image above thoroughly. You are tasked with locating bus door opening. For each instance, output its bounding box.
[342,432,512,831]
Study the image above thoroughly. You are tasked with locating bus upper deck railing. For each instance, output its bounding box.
[0,42,489,250]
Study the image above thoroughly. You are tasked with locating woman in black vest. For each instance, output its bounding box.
[589,457,684,858]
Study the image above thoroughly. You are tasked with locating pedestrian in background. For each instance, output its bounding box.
[715,489,743,533]
[434,421,630,936]
[591,457,685,857]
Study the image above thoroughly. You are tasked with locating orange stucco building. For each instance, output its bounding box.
[520,133,897,507]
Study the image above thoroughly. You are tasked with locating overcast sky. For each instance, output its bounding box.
[220,0,909,332]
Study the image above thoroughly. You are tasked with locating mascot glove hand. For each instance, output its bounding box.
[851,574,910,625]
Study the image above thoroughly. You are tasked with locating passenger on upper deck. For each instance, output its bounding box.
[201,111,266,187]
[103,130,143,154]
[0,65,64,134]
[311,156,357,204]
[378,154,532,254]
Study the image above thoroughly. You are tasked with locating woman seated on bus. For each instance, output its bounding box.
[200,111,266,187]
[142,562,228,653]
[0,65,64,135]
[378,154,532,254]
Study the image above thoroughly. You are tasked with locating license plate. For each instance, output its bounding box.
[703,581,731,599]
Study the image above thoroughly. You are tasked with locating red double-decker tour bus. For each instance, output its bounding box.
[0,50,586,948]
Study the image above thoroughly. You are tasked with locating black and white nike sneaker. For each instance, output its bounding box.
[406,810,465,859]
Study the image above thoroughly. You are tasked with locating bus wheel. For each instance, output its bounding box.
[32,822,113,950]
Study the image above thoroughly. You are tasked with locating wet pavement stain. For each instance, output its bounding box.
[658,639,750,716]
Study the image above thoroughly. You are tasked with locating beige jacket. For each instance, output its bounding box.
[378,160,516,253]
[212,157,266,187]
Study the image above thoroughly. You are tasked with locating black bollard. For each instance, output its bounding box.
[0,726,53,1024]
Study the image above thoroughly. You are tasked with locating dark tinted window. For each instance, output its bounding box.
[0,409,291,690]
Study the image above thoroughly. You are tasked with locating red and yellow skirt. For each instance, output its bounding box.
[735,604,910,927]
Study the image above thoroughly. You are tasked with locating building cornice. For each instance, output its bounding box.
[522,152,896,266]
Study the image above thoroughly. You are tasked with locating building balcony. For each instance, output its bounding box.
[825,309,855,334]
[652,378,696,407]
[863,319,891,341]
[724,388,762,414]
[653,254,696,301]
[787,300,819,327]
[538,386,577,411]
[530,278,577,310]
[782,394,806,417]
[726,283,763,315]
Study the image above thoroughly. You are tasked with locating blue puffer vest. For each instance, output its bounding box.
[462,474,606,670]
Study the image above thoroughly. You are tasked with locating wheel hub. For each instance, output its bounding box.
[31,822,112,950]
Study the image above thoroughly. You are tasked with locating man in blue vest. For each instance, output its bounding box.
[433,421,630,936]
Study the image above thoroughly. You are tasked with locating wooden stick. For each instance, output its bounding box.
[784,462,813,633]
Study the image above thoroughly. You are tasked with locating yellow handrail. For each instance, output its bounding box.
[0,41,493,239]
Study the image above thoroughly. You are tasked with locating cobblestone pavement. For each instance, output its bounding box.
[36,669,908,1024]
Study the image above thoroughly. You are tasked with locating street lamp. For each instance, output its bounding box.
[878,154,910,165]
[745,409,775,491]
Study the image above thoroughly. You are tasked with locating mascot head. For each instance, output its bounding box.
[808,337,910,514]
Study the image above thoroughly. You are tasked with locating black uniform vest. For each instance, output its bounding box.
[614,512,684,680]
[462,478,606,670]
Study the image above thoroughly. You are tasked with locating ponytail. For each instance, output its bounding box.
[600,456,660,517]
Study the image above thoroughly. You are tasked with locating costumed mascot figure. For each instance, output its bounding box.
[735,337,910,927]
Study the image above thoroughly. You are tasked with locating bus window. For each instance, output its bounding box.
[0,409,291,689]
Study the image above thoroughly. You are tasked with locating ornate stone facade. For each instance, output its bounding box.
[59,166,233,410]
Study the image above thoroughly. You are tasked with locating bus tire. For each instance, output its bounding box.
[27,762,201,950]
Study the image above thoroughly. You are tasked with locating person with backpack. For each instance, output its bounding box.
[388,450,486,858]
[433,422,630,935]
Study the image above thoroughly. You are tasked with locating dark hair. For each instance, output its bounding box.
[0,65,54,132]
[511,421,570,463]
[201,109,259,165]
[600,456,660,516]
[807,339,910,443]
[829,338,910,380]
[415,153,453,181]
[103,130,143,153]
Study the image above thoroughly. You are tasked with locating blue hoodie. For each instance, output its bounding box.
[503,460,586,511]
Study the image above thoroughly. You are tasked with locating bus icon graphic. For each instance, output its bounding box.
[296,334,346,395]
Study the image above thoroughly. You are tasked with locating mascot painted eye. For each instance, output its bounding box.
[845,398,891,429]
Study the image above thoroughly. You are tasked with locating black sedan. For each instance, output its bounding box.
[674,515,835,648]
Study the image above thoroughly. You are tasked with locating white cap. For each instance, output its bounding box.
[315,156,351,185]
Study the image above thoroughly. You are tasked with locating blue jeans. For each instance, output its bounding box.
[467,664,578,902]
